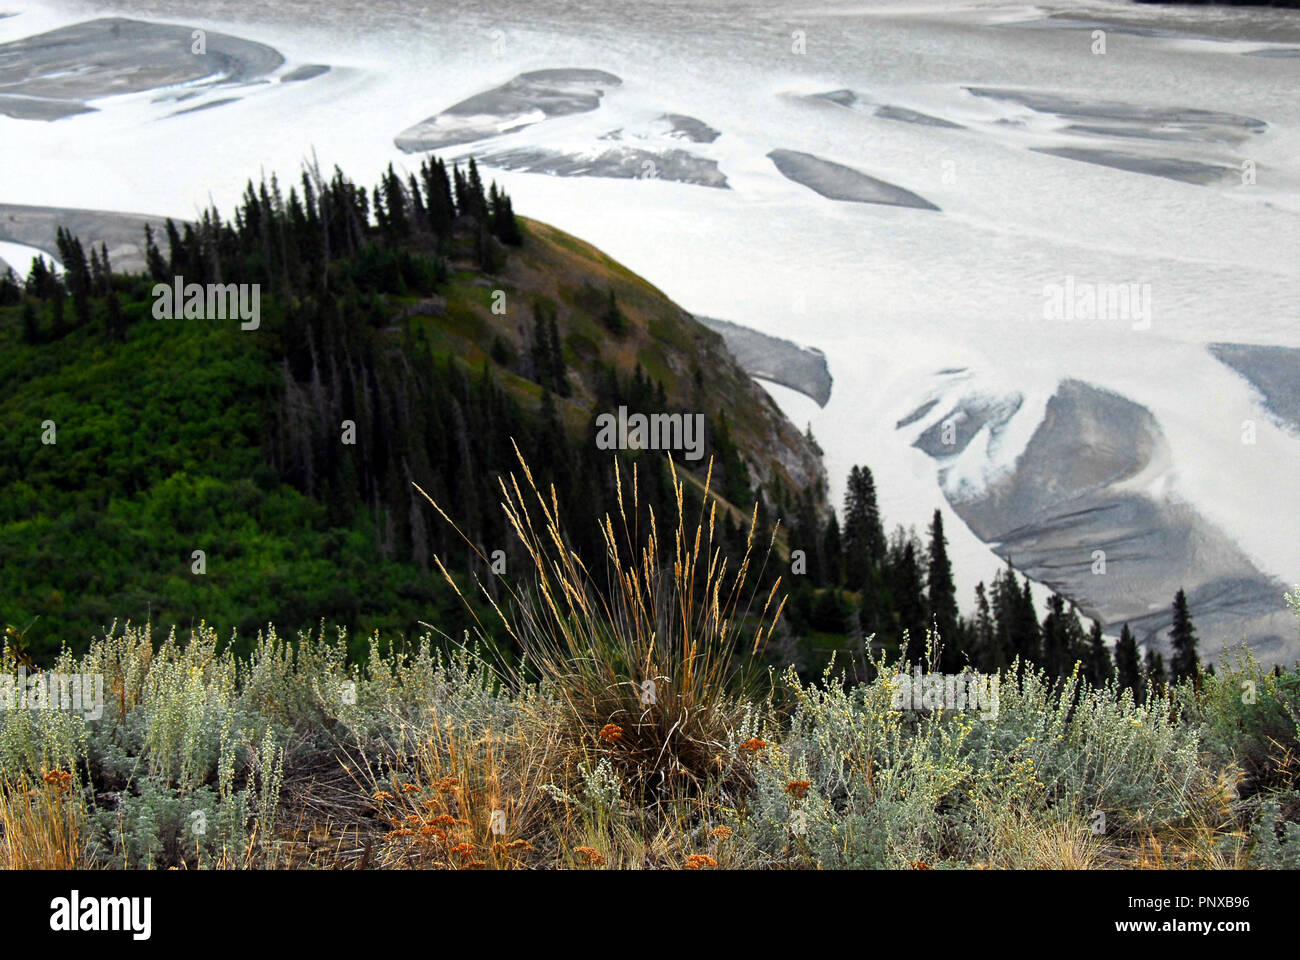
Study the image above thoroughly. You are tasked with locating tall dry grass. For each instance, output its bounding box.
[0,769,85,869]
[417,446,784,805]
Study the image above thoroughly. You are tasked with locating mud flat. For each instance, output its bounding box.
[966,87,1266,144]
[656,113,720,143]
[694,316,832,406]
[1210,343,1300,434]
[395,69,621,152]
[1033,147,1233,185]
[766,150,939,211]
[475,145,727,188]
[809,89,963,129]
[0,203,171,273]
[907,379,1295,665]
[0,17,286,121]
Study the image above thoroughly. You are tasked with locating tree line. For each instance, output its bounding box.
[780,459,1203,698]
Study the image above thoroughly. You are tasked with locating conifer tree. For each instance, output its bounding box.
[1144,647,1167,699]
[1085,620,1114,687]
[21,300,39,344]
[926,509,960,668]
[51,287,66,339]
[973,582,1002,670]
[888,528,928,662]
[842,466,886,592]
[106,290,125,342]
[601,288,627,335]
[144,224,168,281]
[1168,588,1200,684]
[821,512,843,586]
[1014,575,1042,668]
[1114,623,1141,698]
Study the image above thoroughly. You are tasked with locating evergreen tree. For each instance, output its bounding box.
[106,290,125,342]
[25,256,54,299]
[1168,588,1200,684]
[144,224,168,281]
[466,157,487,220]
[842,465,886,592]
[1114,623,1141,699]
[0,270,18,307]
[1013,574,1042,668]
[973,581,1002,671]
[821,512,843,586]
[926,509,960,669]
[601,288,627,335]
[51,287,66,339]
[21,300,39,344]
[1144,647,1167,699]
[888,528,928,662]
[1085,620,1114,687]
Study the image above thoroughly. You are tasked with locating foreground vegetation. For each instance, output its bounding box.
[2,455,1296,870]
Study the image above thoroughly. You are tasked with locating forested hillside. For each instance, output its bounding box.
[0,159,824,662]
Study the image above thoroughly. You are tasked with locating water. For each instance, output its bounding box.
[3,0,1298,630]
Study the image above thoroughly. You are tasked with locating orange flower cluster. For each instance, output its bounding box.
[599,723,623,743]
[708,825,732,841]
[684,854,717,870]
[741,738,768,753]
[574,846,606,866]
[41,769,75,795]
[910,860,931,870]
[784,781,811,800]
[492,839,535,858]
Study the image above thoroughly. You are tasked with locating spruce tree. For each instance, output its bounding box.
[842,466,886,592]
[21,300,39,344]
[1014,576,1042,668]
[926,509,960,670]
[1168,588,1200,684]
[973,581,1003,671]
[1114,623,1141,699]
[1085,620,1114,687]
[1041,593,1070,679]
[144,224,168,280]
[888,529,928,663]
[1144,647,1167,699]
[106,291,125,342]
[601,288,627,335]
[821,513,843,586]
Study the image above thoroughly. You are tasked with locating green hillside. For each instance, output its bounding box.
[0,161,825,662]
